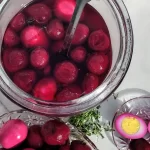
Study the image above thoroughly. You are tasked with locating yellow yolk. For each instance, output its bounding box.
[121,117,140,134]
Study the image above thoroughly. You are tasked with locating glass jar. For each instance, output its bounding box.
[0,0,133,116]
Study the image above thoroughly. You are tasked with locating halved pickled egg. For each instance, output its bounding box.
[115,113,147,139]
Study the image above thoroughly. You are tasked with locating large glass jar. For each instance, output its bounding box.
[0,0,133,116]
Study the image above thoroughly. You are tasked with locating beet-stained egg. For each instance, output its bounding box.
[115,113,147,139]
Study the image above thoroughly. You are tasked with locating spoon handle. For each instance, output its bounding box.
[64,0,90,51]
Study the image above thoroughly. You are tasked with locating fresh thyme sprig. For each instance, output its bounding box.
[69,107,113,138]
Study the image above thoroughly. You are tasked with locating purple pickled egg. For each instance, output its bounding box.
[27,125,43,149]
[115,113,147,139]
[0,119,28,149]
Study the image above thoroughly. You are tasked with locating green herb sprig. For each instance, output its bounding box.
[69,107,113,138]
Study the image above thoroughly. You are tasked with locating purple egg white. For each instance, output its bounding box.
[0,119,28,149]
[115,113,147,139]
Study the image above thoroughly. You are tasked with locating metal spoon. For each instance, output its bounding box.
[63,0,91,52]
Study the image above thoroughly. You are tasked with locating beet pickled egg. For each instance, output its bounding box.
[0,119,28,149]
[115,113,147,139]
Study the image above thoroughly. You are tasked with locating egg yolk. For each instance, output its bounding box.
[121,117,140,134]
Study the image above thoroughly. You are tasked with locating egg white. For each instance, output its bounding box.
[115,113,147,139]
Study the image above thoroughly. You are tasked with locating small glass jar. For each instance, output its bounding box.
[0,109,98,149]
[0,0,133,116]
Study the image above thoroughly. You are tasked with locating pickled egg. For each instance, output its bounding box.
[115,113,147,139]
